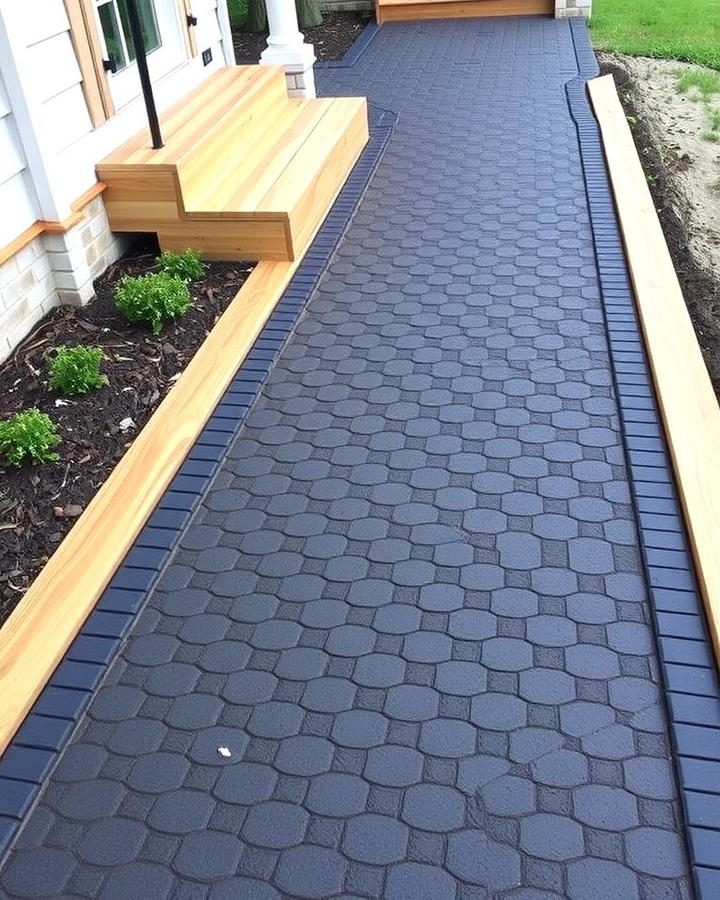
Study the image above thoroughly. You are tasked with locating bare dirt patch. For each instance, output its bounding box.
[599,53,720,396]
[233,10,372,64]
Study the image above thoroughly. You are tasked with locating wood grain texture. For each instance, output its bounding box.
[97,69,369,261]
[589,75,720,663]
[64,0,115,124]
[376,0,553,22]
[0,258,301,757]
[157,217,292,260]
[177,0,199,57]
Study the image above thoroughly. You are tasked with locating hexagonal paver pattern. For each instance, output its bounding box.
[0,16,690,900]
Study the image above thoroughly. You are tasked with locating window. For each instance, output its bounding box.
[96,0,161,73]
[92,0,186,109]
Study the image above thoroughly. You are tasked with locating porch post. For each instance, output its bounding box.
[260,0,316,99]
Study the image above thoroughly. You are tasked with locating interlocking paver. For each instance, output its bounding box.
[0,15,693,899]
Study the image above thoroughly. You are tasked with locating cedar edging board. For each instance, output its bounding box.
[588,74,720,661]
[569,19,720,895]
[0,102,395,860]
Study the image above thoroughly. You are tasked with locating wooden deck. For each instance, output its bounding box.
[97,67,369,261]
[589,75,720,663]
[375,0,553,24]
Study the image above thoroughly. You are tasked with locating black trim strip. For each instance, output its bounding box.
[568,18,720,897]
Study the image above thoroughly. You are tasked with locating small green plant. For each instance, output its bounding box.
[156,249,205,282]
[0,408,61,467]
[115,272,191,335]
[48,345,107,395]
[677,69,720,100]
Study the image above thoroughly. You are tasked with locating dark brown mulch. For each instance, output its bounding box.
[600,61,720,398]
[0,237,253,623]
[233,10,372,64]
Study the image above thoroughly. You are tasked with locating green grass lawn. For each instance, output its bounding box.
[590,0,720,69]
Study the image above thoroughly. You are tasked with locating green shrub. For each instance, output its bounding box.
[48,345,107,395]
[115,272,191,334]
[0,408,61,467]
[156,249,205,282]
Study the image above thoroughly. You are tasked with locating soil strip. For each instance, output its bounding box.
[600,59,720,398]
[233,10,372,64]
[0,240,252,621]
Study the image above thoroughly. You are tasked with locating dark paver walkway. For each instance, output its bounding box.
[0,16,694,900]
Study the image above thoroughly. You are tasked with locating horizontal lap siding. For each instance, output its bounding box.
[194,0,224,61]
[24,15,93,153]
[0,72,38,246]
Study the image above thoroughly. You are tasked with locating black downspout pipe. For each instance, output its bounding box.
[125,0,163,149]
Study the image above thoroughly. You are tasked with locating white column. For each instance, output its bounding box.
[260,0,316,99]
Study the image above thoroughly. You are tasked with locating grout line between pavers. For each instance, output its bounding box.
[568,18,720,896]
[0,104,396,863]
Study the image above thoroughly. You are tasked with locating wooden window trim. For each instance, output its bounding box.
[64,0,115,127]
[0,182,106,266]
[65,0,198,129]
[178,0,199,57]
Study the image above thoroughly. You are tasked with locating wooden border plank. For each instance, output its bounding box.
[177,0,199,57]
[588,74,720,662]
[0,258,299,755]
[0,183,107,266]
[376,0,553,22]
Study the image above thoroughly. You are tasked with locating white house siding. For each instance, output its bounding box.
[0,73,38,246]
[0,65,51,363]
[23,7,93,156]
[0,0,234,363]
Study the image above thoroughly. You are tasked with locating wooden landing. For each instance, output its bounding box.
[589,75,720,664]
[97,67,369,261]
[375,0,553,24]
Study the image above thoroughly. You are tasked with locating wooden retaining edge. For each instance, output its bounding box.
[588,75,720,663]
[0,258,299,755]
[0,183,107,267]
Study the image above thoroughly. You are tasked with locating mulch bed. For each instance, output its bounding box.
[0,238,252,623]
[600,61,720,397]
[233,10,372,64]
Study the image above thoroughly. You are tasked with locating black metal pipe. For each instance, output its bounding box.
[125,0,163,149]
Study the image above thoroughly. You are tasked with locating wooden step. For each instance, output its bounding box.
[184,98,327,213]
[97,66,369,262]
[177,97,369,260]
[376,0,553,23]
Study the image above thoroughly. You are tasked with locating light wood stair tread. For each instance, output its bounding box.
[187,97,367,217]
[185,98,331,214]
[101,66,285,167]
[96,66,369,261]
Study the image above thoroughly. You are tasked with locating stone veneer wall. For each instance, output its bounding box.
[0,196,129,363]
[555,0,592,18]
